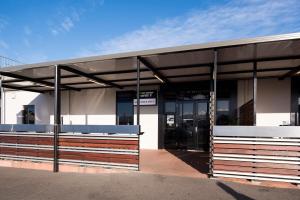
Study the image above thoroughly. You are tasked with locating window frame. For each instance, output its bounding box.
[22,105,35,124]
[116,91,135,125]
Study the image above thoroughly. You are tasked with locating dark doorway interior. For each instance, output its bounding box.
[291,77,300,125]
[160,81,237,151]
[164,99,210,150]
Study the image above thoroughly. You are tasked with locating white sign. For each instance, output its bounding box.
[134,90,157,106]
[134,98,156,106]
[167,115,175,126]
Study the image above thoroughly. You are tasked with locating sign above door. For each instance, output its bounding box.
[134,90,157,106]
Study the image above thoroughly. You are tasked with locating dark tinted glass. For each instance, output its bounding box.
[217,100,230,112]
[165,102,176,113]
[216,100,231,125]
[117,91,134,125]
[23,105,35,124]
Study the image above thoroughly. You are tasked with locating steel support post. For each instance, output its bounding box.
[253,44,257,126]
[209,49,218,177]
[136,58,140,126]
[136,57,141,171]
[54,65,61,172]
[0,76,3,124]
[253,61,257,126]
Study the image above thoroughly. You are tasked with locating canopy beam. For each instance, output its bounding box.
[2,83,44,93]
[137,56,169,84]
[59,64,123,89]
[279,65,300,80]
[0,71,80,91]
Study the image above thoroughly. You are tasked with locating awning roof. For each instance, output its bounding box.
[1,32,300,93]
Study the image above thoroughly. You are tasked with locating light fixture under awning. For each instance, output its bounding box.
[153,74,165,83]
[87,78,106,86]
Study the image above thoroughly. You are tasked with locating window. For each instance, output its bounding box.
[217,100,230,112]
[22,105,35,124]
[216,100,231,125]
[116,92,134,125]
[164,101,176,113]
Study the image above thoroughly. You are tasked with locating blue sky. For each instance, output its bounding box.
[0,0,300,64]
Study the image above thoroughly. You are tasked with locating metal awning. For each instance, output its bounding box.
[1,32,300,93]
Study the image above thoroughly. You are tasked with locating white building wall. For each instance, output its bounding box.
[132,86,159,149]
[134,105,158,150]
[3,87,159,149]
[50,89,117,125]
[4,91,52,124]
[238,78,291,126]
[256,78,291,126]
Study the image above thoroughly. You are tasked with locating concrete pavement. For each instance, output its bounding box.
[0,167,299,200]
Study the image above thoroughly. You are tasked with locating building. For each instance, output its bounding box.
[0,32,300,184]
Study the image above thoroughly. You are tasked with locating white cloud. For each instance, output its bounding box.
[49,0,104,36]
[61,17,74,31]
[50,8,83,35]
[50,9,82,35]
[79,0,300,56]
[51,29,59,36]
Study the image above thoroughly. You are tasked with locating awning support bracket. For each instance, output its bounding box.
[59,64,123,89]
[0,71,80,91]
[278,65,300,80]
[137,56,169,84]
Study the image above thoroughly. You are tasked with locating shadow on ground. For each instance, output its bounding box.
[166,149,209,174]
[217,182,255,200]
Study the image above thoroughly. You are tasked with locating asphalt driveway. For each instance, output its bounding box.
[0,167,299,200]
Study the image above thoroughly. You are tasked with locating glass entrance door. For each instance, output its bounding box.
[195,101,209,150]
[181,101,194,149]
[176,100,209,150]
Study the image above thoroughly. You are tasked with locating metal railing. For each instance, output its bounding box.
[0,124,140,135]
[0,56,22,68]
[0,124,140,171]
[212,126,300,184]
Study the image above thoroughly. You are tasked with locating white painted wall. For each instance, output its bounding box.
[134,105,158,149]
[50,89,117,125]
[238,78,291,126]
[3,87,159,149]
[4,91,52,124]
[256,78,291,126]
[129,85,159,149]
[6,78,290,148]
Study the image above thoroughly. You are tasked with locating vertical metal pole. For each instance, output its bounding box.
[0,76,3,124]
[253,44,257,126]
[54,65,61,172]
[136,58,140,126]
[213,50,218,125]
[253,62,257,126]
[136,57,140,171]
[209,49,218,177]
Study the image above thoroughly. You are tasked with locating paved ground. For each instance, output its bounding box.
[0,167,299,200]
[140,149,208,178]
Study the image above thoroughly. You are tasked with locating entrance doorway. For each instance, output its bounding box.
[164,98,210,151]
[161,81,237,151]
